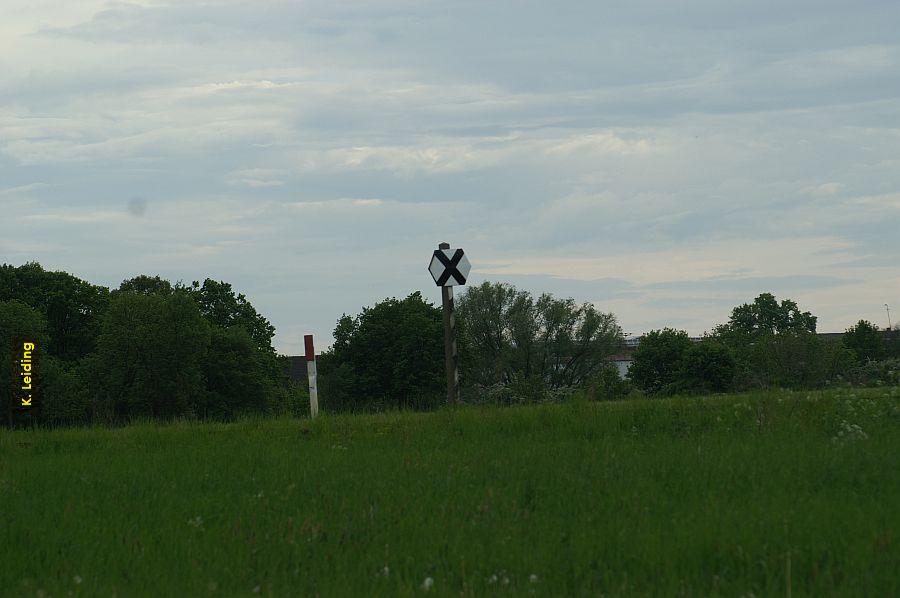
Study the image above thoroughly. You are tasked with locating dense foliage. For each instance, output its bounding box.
[627,328,695,395]
[457,281,624,393]
[319,292,445,411]
[317,282,625,410]
[629,294,888,396]
[4,262,897,423]
[2,262,301,427]
[844,319,887,363]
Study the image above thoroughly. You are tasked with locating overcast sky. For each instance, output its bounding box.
[2,0,898,353]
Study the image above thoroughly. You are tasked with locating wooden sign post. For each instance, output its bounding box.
[441,283,458,404]
[428,242,471,404]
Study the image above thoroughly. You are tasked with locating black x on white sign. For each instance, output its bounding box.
[428,248,471,286]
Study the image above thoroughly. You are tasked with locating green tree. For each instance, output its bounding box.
[203,326,277,419]
[457,281,623,390]
[710,293,853,390]
[627,329,693,395]
[456,282,518,385]
[741,331,852,389]
[0,262,109,361]
[322,292,444,410]
[118,275,174,296]
[0,300,51,425]
[715,292,817,344]
[843,320,885,363]
[91,292,210,421]
[674,341,737,394]
[585,363,631,401]
[187,279,276,353]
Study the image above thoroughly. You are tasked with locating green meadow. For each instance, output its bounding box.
[2,388,898,596]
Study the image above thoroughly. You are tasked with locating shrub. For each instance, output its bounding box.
[323,292,444,411]
[585,364,632,401]
[843,320,885,363]
[673,342,736,394]
[39,357,92,426]
[841,358,900,387]
[627,329,693,395]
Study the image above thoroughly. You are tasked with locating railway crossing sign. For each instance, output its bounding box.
[428,247,471,286]
[429,242,469,405]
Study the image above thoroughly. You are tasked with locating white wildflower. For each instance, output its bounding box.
[421,577,434,591]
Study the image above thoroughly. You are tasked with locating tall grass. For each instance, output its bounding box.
[1,387,898,595]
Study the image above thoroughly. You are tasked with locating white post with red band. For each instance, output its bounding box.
[304,334,319,418]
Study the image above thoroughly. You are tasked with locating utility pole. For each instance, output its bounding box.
[887,304,893,331]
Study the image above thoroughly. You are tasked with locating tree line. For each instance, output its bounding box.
[3,263,897,426]
[318,285,900,407]
[627,293,900,396]
[1,263,305,426]
[317,283,625,410]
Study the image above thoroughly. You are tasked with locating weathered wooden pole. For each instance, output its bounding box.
[440,256,459,404]
[428,241,470,405]
[304,334,319,418]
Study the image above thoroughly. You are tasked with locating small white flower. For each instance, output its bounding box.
[529,574,539,583]
[73,576,82,585]
[382,566,390,577]
[488,574,498,584]
[421,577,434,591]
[252,585,261,593]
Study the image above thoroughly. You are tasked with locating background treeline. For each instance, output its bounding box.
[627,293,900,396]
[1,263,306,427]
[318,286,900,409]
[317,282,626,411]
[3,263,898,426]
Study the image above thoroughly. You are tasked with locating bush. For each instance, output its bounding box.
[673,342,736,394]
[39,357,92,426]
[585,365,632,401]
[269,382,311,417]
[457,281,623,389]
[740,331,854,389]
[628,329,693,395]
[322,292,444,411]
[203,326,279,419]
[841,358,900,387]
[0,300,50,426]
[92,292,210,421]
[843,320,885,363]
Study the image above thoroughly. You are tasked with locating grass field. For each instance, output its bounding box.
[1,387,899,596]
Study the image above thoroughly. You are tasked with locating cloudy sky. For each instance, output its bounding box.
[2,0,898,353]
